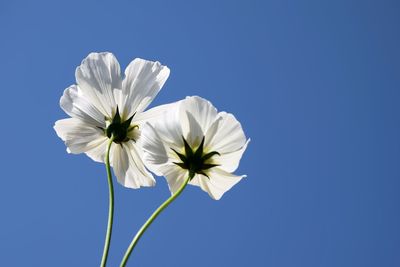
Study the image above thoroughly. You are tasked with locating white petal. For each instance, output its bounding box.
[139,123,169,176]
[75,52,121,118]
[122,58,170,117]
[150,103,184,152]
[60,84,106,128]
[181,111,204,148]
[189,174,201,186]
[133,102,178,126]
[203,116,222,149]
[199,168,246,200]
[215,139,250,173]
[113,88,127,118]
[180,96,218,134]
[54,118,106,154]
[114,141,155,189]
[110,143,129,185]
[206,112,247,154]
[160,164,188,195]
[85,137,110,163]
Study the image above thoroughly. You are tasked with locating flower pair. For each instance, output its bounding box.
[54,52,248,199]
[54,52,249,266]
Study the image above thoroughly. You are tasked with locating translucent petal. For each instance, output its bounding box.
[75,52,121,118]
[122,58,170,117]
[179,96,218,134]
[114,141,155,189]
[139,123,169,176]
[199,168,246,200]
[54,118,106,154]
[160,164,188,195]
[60,84,106,128]
[206,112,247,154]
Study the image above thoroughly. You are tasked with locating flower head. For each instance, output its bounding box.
[140,96,249,200]
[54,52,170,189]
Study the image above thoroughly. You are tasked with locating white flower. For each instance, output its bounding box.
[54,52,171,189]
[139,96,249,200]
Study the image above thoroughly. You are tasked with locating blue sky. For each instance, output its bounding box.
[0,0,399,266]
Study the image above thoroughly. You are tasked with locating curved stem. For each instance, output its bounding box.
[101,136,115,267]
[119,175,191,267]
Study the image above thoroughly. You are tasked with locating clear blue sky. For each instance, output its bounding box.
[0,0,399,266]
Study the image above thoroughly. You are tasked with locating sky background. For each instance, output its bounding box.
[0,0,399,266]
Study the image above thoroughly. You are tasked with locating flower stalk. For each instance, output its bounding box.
[101,136,115,267]
[119,174,192,267]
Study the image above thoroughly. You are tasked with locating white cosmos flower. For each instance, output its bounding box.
[139,96,250,200]
[54,52,171,189]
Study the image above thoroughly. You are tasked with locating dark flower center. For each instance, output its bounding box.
[172,136,220,179]
[105,106,137,143]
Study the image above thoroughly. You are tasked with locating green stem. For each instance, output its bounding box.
[101,136,115,267]
[119,175,191,267]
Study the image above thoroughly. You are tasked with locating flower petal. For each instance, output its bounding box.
[180,96,218,134]
[160,164,188,195]
[75,52,121,118]
[205,112,247,154]
[54,118,107,154]
[148,103,183,153]
[110,143,129,185]
[139,104,187,178]
[85,137,110,163]
[114,141,155,189]
[181,111,204,148]
[215,139,250,173]
[139,123,169,176]
[133,102,178,126]
[122,58,170,117]
[199,168,246,200]
[60,84,106,128]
